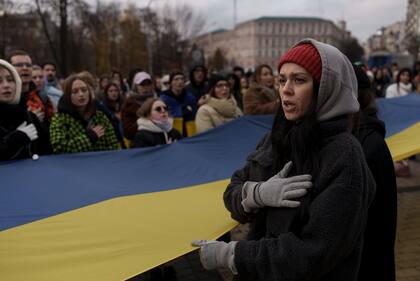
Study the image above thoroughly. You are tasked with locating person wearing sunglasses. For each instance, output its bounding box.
[133,98,182,148]
[195,74,242,134]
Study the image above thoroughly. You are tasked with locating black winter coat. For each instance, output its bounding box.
[353,108,397,281]
[0,103,52,161]
[224,119,376,281]
[133,129,182,148]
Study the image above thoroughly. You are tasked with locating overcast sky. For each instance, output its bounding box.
[102,0,407,42]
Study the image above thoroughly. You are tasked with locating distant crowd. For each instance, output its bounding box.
[0,49,420,163]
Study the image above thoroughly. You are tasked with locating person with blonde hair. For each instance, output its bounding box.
[0,59,51,160]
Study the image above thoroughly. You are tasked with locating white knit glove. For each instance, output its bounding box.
[17,121,38,141]
[191,240,238,274]
[241,162,312,211]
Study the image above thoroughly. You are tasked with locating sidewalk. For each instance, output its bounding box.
[395,156,420,281]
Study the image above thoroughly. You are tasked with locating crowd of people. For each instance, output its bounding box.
[1,49,419,162]
[1,41,419,281]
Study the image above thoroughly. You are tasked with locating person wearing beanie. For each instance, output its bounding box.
[195,74,242,133]
[192,39,375,281]
[160,71,197,137]
[0,59,52,161]
[243,64,279,115]
[121,71,156,145]
[351,65,397,281]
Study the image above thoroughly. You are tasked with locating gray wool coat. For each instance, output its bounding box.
[224,126,376,281]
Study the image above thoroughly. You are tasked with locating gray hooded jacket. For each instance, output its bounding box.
[224,39,375,281]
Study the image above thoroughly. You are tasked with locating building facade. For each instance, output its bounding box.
[365,21,406,55]
[405,0,420,59]
[193,16,351,70]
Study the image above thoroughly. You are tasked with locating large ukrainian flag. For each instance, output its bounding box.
[0,94,419,280]
[377,94,420,160]
[0,116,272,281]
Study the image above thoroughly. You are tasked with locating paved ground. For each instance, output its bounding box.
[395,156,420,281]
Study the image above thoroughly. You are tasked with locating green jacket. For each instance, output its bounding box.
[50,111,120,154]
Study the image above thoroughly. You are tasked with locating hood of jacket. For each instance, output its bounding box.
[189,64,208,87]
[292,39,359,121]
[0,59,22,105]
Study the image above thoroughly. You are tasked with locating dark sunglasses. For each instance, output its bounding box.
[12,63,32,68]
[153,106,168,113]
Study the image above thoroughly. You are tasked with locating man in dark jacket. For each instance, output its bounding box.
[353,65,397,281]
[186,64,208,107]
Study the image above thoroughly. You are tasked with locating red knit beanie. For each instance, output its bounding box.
[278,43,322,82]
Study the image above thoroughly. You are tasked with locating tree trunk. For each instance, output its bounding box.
[60,0,68,76]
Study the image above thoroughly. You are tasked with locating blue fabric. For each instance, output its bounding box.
[160,90,197,120]
[0,115,273,231]
[2,94,420,232]
[376,94,420,137]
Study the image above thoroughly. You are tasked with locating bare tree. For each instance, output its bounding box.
[159,2,207,41]
[0,0,15,58]
[33,0,86,76]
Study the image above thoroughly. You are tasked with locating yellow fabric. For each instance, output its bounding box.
[2,122,419,281]
[0,180,237,281]
[123,137,132,149]
[185,120,197,136]
[172,118,183,135]
[171,118,196,136]
[386,122,420,161]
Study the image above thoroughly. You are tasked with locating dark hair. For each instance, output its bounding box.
[208,75,230,98]
[352,65,374,110]
[104,82,122,103]
[169,70,184,84]
[98,74,110,89]
[59,74,96,120]
[137,97,160,118]
[111,69,128,93]
[271,81,320,176]
[413,61,420,76]
[253,64,273,85]
[227,73,240,92]
[41,62,57,70]
[396,68,413,94]
[233,66,245,76]
[7,50,30,62]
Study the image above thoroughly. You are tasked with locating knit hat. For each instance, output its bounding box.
[0,59,22,104]
[278,43,322,82]
[208,74,227,90]
[169,71,184,84]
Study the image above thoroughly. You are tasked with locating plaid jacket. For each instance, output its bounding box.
[50,111,120,154]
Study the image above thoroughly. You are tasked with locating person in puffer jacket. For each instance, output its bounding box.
[133,98,182,148]
[192,38,376,281]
